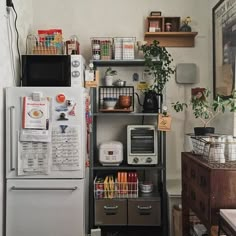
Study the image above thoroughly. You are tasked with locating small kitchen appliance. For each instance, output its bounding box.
[135,91,162,113]
[127,125,158,165]
[99,141,123,166]
[22,54,85,87]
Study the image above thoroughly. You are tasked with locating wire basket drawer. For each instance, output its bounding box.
[190,135,236,168]
[94,176,138,199]
[26,34,64,55]
[113,37,136,60]
[91,37,113,60]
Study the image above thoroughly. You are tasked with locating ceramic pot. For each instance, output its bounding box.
[119,95,131,109]
[194,127,215,136]
[180,24,191,32]
[104,76,113,86]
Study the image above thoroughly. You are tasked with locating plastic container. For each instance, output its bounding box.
[139,182,153,193]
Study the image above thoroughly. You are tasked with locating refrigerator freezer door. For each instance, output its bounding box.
[6,179,85,236]
[5,87,86,179]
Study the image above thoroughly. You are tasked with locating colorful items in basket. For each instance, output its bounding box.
[91,38,113,60]
[117,171,138,196]
[94,172,138,199]
[33,29,63,55]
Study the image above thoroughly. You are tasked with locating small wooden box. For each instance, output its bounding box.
[146,16,181,32]
[164,17,181,32]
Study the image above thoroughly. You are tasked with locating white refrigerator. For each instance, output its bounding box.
[5,87,87,236]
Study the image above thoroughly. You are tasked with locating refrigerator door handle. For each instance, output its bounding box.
[10,106,16,171]
[11,186,78,191]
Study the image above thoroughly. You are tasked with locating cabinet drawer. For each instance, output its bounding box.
[197,193,209,222]
[189,161,198,184]
[182,179,189,199]
[182,156,190,179]
[197,164,210,194]
[95,199,127,225]
[188,185,209,222]
[128,199,161,226]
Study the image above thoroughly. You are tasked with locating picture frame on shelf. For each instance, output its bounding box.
[212,0,236,98]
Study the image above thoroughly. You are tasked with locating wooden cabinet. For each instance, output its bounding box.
[182,152,236,235]
[144,16,198,47]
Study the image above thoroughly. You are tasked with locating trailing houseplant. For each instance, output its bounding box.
[141,39,175,94]
[171,88,236,135]
[137,40,175,112]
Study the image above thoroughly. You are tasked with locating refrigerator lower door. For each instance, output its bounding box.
[6,179,85,236]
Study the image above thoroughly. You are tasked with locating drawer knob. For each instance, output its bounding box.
[199,201,205,212]
[191,169,196,179]
[191,190,196,200]
[137,205,152,210]
[200,176,207,187]
[137,205,152,215]
[104,205,118,210]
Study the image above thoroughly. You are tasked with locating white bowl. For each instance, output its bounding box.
[103,98,117,109]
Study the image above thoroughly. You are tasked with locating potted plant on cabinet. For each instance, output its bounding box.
[137,40,175,112]
[104,67,117,86]
[171,88,236,135]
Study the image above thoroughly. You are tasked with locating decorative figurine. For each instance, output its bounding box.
[180,16,192,32]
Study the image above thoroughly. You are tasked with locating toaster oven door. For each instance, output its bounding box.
[130,128,155,154]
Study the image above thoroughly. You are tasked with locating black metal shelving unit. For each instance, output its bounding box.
[91,59,146,67]
[89,60,168,236]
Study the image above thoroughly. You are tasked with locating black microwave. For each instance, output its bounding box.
[21,55,85,87]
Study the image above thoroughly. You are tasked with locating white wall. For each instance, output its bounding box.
[0,0,33,234]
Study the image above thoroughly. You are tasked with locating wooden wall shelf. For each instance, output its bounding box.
[144,32,198,47]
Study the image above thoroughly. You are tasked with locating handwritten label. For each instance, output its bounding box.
[158,114,172,131]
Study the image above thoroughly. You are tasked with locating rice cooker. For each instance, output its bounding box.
[99,141,123,166]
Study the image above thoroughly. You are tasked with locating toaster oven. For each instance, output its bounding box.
[127,125,158,165]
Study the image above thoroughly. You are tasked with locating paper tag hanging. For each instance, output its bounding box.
[158,114,172,131]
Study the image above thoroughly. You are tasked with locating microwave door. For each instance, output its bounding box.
[22,55,71,86]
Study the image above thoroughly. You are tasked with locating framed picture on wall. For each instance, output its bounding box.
[213,0,236,98]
